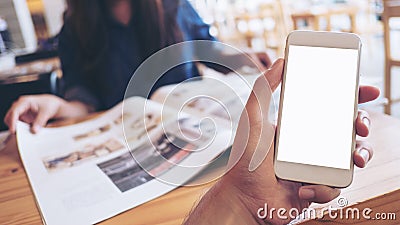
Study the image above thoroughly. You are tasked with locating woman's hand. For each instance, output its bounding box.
[184,59,380,225]
[244,51,273,71]
[4,94,91,133]
[255,51,272,69]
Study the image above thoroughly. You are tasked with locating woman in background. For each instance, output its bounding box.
[5,0,271,133]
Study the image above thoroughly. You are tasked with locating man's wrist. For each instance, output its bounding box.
[184,177,259,225]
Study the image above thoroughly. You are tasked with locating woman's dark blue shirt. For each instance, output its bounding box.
[58,0,215,110]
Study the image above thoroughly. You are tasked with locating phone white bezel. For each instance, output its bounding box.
[274,31,362,188]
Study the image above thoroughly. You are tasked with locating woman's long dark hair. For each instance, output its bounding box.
[65,0,183,74]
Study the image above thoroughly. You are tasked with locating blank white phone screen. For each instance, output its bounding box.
[277,45,359,170]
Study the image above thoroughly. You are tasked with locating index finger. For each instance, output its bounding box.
[299,185,341,203]
[4,100,31,133]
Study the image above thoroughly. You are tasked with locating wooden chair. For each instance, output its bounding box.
[231,0,289,56]
[382,0,400,114]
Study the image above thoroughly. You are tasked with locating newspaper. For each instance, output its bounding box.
[16,73,259,225]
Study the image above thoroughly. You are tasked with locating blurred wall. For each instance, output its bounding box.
[42,0,65,36]
[0,0,36,49]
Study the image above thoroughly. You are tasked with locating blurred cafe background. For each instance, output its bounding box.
[0,0,399,130]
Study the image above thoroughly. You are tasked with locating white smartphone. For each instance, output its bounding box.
[274,31,361,188]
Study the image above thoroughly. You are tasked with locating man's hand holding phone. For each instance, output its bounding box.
[184,59,380,225]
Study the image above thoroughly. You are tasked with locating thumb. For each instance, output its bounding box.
[227,59,284,171]
[247,59,283,171]
[245,59,284,126]
[264,58,284,91]
[31,108,52,133]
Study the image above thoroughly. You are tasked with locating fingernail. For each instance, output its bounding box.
[362,117,370,129]
[358,148,370,163]
[300,188,315,199]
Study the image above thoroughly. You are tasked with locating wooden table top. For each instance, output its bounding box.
[0,110,399,225]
